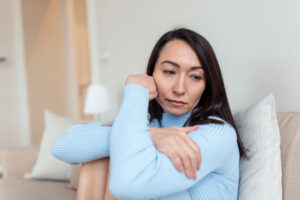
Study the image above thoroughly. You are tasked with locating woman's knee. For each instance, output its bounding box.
[79,157,110,180]
[81,157,109,170]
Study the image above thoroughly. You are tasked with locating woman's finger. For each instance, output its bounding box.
[181,125,198,133]
[180,126,201,169]
[179,126,201,165]
[174,137,196,179]
[181,135,201,170]
[170,154,185,173]
[178,136,199,179]
[156,140,184,173]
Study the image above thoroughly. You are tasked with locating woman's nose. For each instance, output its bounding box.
[173,77,186,96]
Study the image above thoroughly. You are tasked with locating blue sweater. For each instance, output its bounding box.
[52,84,240,200]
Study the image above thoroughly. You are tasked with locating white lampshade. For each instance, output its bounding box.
[84,84,111,115]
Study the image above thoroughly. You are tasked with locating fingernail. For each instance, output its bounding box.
[186,171,189,177]
[187,172,191,178]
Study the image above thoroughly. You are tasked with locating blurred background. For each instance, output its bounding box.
[0,0,299,169]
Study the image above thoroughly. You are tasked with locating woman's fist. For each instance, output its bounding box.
[125,73,158,101]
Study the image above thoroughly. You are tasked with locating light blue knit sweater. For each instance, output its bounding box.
[52,84,239,200]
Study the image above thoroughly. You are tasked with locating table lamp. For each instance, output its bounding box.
[84,84,111,120]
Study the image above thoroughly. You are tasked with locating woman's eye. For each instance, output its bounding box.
[191,75,202,80]
[163,70,175,75]
[163,70,202,80]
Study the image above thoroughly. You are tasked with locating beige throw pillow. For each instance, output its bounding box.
[23,110,91,181]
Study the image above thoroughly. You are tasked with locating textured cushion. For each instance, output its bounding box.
[24,110,89,181]
[277,112,300,200]
[233,93,282,200]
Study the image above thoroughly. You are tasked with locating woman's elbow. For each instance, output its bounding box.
[109,181,138,200]
[51,138,65,160]
[108,171,128,199]
[108,181,124,199]
[51,137,75,165]
[108,173,150,200]
[51,124,82,164]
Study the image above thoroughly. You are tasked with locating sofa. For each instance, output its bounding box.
[0,143,119,200]
[0,111,299,200]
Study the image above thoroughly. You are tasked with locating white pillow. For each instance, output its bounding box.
[233,93,282,200]
[24,110,89,181]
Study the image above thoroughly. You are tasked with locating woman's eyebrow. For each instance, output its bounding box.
[161,60,203,71]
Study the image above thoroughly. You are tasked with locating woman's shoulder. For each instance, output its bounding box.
[199,116,240,164]
[196,115,237,140]
[207,116,234,129]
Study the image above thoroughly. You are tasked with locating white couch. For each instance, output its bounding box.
[0,111,299,200]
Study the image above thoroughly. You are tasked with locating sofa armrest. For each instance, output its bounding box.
[1,145,40,178]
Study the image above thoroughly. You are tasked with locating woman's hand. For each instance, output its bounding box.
[101,123,201,179]
[125,73,158,101]
[149,125,201,180]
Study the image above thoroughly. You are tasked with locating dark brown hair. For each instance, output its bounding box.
[146,27,248,159]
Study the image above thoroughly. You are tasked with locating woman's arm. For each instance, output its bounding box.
[52,121,113,165]
[52,119,193,199]
[109,84,239,199]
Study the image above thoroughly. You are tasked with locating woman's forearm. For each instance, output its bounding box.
[52,122,113,164]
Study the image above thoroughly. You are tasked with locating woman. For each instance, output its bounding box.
[52,28,248,200]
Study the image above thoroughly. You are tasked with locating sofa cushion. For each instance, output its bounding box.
[1,146,39,178]
[24,110,91,181]
[277,112,300,200]
[0,177,76,200]
[233,93,282,200]
[66,164,81,190]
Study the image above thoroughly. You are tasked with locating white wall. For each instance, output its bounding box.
[0,0,30,154]
[88,0,300,116]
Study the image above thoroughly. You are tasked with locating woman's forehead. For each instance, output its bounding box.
[158,40,202,67]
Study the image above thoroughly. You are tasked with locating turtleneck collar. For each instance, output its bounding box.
[161,110,192,127]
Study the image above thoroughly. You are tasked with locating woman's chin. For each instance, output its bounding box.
[163,107,188,116]
[157,100,189,116]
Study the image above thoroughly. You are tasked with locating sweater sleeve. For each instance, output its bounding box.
[52,121,113,165]
[109,84,238,200]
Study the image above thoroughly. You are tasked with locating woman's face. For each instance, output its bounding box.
[153,40,206,116]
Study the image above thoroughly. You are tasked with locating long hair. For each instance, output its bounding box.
[146,27,248,160]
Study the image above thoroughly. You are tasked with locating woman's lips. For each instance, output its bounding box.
[167,99,186,107]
